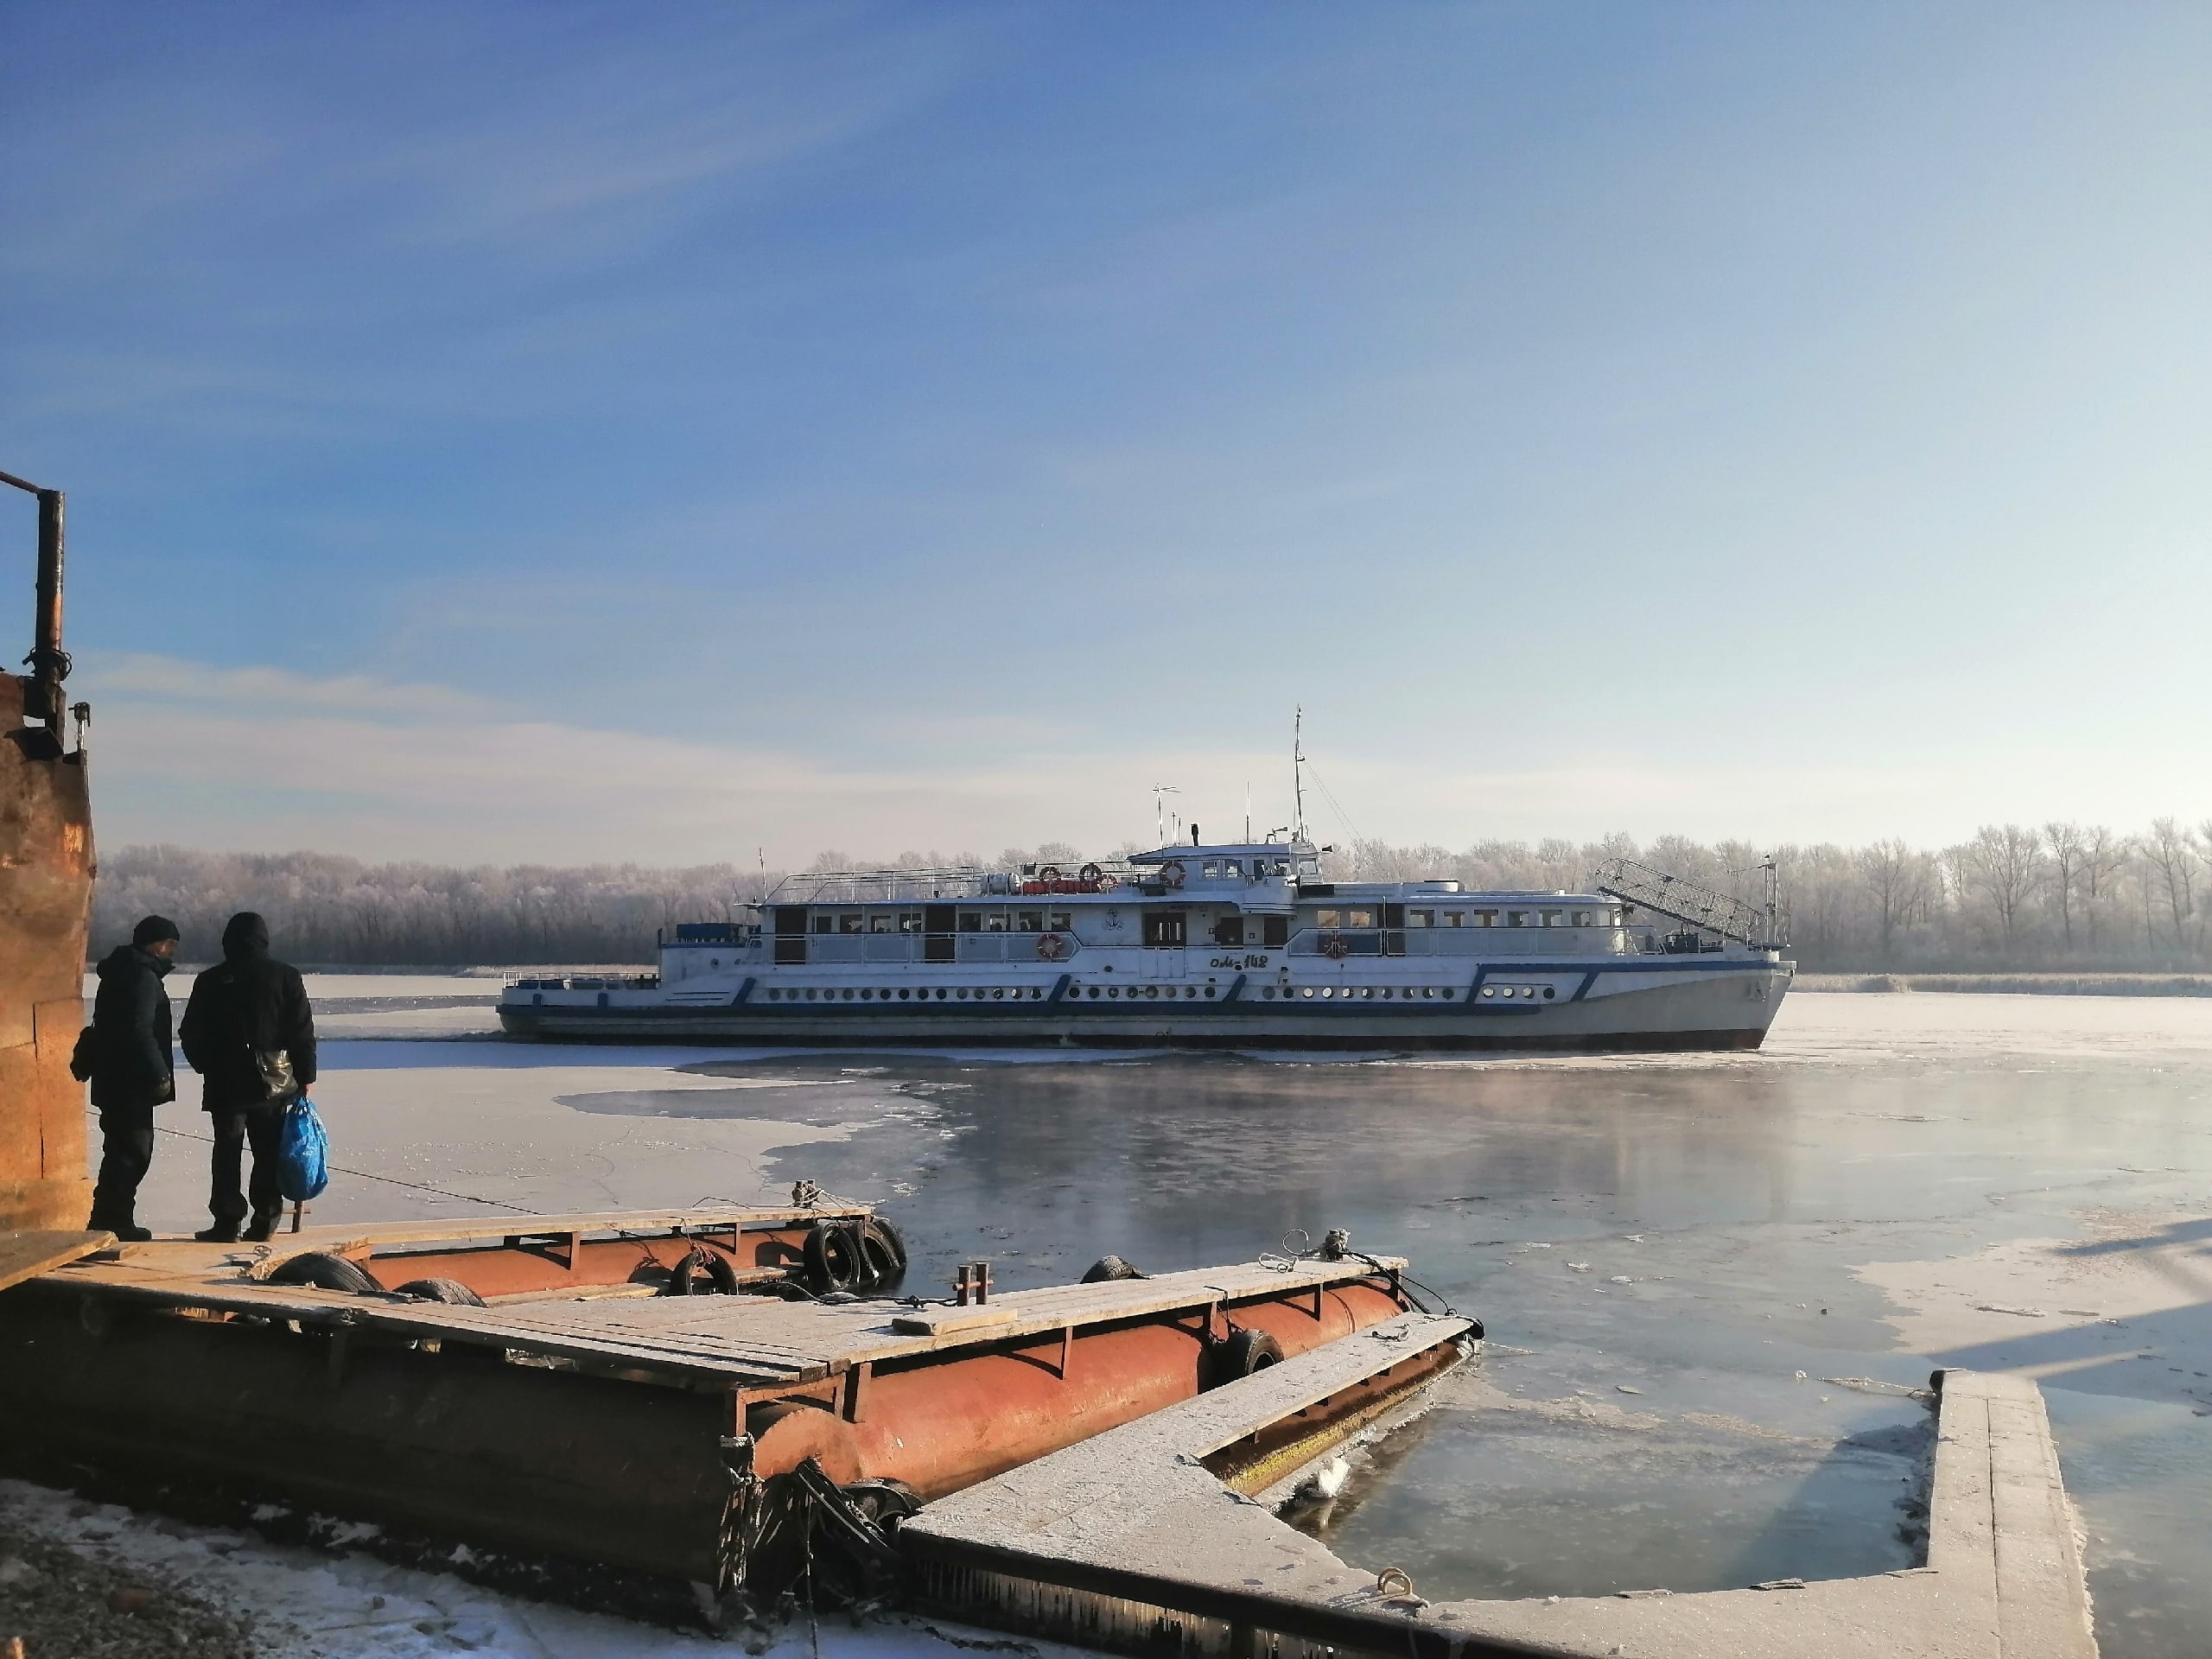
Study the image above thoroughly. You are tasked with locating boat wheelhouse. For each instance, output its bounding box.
[499,842,1793,1052]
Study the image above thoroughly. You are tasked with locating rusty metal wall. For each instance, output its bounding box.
[0,668,94,1230]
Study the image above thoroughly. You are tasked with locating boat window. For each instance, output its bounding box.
[1541,910,1561,926]
[1572,910,1590,926]
[984,911,1008,933]
[1506,911,1526,927]
[812,912,834,935]
[957,911,983,932]
[1016,910,1043,932]
[1476,910,1497,926]
[1408,909,1433,928]
[1445,911,1464,926]
[1315,909,1342,929]
[1202,861,1219,879]
[899,911,924,934]
[869,912,895,934]
[1347,908,1375,929]
[1213,914,1243,947]
[1047,911,1072,931]
[1222,858,1243,878]
[839,912,865,934]
[1297,857,1320,879]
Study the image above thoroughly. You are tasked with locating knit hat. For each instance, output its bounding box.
[132,914,181,947]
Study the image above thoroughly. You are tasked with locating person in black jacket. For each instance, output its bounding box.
[178,912,317,1243]
[85,915,182,1240]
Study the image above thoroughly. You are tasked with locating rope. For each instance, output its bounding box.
[150,1124,541,1215]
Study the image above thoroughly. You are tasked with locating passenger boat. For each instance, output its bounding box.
[498,840,1793,1052]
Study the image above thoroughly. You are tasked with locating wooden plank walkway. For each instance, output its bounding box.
[37,1217,1407,1391]
[0,1230,111,1294]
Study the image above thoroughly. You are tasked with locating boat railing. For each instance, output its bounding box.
[764,861,1148,906]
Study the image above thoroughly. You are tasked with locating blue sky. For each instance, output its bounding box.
[4,3,2208,863]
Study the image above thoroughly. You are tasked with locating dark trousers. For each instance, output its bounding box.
[90,1108,156,1229]
[208,1106,285,1225]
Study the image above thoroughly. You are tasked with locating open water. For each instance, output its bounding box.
[115,985,2212,1658]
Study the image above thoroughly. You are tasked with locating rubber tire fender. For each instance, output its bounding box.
[803,1221,862,1294]
[265,1252,384,1295]
[391,1277,486,1306]
[856,1216,908,1292]
[1080,1255,1143,1283]
[1202,1325,1285,1391]
[659,1246,743,1296]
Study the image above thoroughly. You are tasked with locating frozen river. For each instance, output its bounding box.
[77,988,2212,1656]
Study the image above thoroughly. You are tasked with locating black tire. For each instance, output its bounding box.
[842,1477,921,1529]
[1081,1255,1143,1283]
[802,1222,861,1295]
[1202,1326,1284,1391]
[856,1217,908,1292]
[266,1252,384,1295]
[391,1277,487,1306]
[659,1246,743,1296]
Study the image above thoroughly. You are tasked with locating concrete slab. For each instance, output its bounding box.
[904,1342,2096,1659]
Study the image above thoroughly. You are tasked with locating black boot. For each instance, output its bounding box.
[241,1211,282,1243]
[90,1212,152,1243]
[194,1222,242,1244]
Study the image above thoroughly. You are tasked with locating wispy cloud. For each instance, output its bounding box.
[82,653,499,722]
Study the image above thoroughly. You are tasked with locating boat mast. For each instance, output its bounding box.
[1292,707,1306,842]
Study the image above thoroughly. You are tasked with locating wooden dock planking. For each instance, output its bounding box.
[0,1230,112,1294]
[241,1203,868,1278]
[36,1234,1407,1391]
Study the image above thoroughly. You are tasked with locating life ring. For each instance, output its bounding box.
[1036,931,1071,962]
[1320,931,1351,961]
[1078,862,1104,884]
[1038,864,1063,884]
[1161,860,1187,890]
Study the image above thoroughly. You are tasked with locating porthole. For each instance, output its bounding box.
[1146,985,1160,999]
[1203,987,1215,998]
[956,988,969,1001]
[1320,987,1333,999]
[1543,986,1556,999]
[1300,987,1315,999]
[1185,986,1198,999]
[1108,986,1120,998]
[1380,987,1393,1000]
[842,988,855,1001]
[994,987,1006,1000]
[1440,988,1452,1000]
[1262,987,1274,999]
[1089,986,1101,999]
[860,988,873,1000]
[899,988,911,1000]
[1480,987,1495,998]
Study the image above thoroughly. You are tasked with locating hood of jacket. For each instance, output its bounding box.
[99,941,172,981]
[220,912,270,962]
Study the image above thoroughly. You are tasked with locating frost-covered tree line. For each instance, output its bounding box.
[88,823,2212,970]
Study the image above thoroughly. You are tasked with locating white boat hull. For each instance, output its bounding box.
[499,957,1794,1052]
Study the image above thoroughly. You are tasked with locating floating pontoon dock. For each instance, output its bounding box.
[0,1205,1453,1599]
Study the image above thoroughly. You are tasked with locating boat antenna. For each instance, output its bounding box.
[1292,707,1306,842]
[1243,782,1251,843]
[1153,783,1180,849]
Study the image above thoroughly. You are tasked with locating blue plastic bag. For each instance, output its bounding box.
[277,1094,330,1203]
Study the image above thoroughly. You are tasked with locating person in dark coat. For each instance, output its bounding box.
[178,912,317,1243]
[85,915,181,1240]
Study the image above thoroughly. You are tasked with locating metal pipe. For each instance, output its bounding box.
[0,470,67,727]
